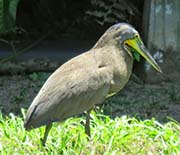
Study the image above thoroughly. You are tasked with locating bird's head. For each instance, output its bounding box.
[94,23,162,73]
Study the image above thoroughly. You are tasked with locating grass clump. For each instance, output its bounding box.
[0,110,180,155]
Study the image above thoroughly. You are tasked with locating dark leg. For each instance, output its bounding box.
[85,109,92,137]
[41,123,52,146]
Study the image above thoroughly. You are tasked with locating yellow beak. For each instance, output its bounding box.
[125,35,162,73]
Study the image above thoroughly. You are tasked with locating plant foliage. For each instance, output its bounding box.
[0,0,20,33]
[87,0,140,25]
[0,110,180,154]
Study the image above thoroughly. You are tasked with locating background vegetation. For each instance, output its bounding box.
[0,0,144,41]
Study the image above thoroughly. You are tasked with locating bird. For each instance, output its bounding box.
[24,23,162,146]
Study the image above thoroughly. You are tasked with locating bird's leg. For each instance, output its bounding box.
[85,108,92,138]
[41,123,52,146]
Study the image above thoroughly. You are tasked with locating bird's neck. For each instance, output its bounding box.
[93,32,118,49]
[92,45,133,71]
[92,45,133,93]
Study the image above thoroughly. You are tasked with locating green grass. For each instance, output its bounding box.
[0,110,180,155]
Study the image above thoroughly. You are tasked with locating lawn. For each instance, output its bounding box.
[0,110,180,155]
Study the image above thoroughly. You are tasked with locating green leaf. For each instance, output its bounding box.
[29,72,39,82]
[0,0,20,33]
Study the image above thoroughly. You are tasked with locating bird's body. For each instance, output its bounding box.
[24,23,161,145]
[24,43,133,130]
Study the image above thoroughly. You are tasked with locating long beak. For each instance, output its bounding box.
[125,36,162,73]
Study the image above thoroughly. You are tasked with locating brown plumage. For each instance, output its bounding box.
[24,23,161,145]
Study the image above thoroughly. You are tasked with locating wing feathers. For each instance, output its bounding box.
[24,52,113,129]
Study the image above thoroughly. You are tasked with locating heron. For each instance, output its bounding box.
[24,23,162,146]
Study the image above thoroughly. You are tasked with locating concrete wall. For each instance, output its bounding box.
[143,0,180,83]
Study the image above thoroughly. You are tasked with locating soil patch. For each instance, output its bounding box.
[0,73,180,122]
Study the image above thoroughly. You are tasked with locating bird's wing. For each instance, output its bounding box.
[24,54,113,129]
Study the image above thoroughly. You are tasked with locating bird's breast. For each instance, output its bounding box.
[109,52,133,94]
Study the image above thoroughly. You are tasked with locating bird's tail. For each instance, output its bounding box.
[24,104,38,130]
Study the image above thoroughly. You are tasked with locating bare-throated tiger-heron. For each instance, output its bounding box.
[24,23,162,145]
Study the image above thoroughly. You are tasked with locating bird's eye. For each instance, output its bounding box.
[134,34,139,39]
